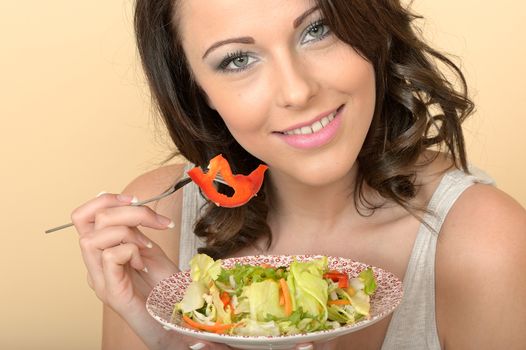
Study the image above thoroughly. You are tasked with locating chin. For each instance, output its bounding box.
[287,158,357,188]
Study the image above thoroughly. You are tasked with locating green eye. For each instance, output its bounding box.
[232,55,249,68]
[218,50,257,73]
[301,20,330,44]
[309,24,325,38]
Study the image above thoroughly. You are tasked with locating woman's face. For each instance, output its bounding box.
[178,0,376,186]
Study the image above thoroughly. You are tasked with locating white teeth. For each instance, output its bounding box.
[311,121,323,132]
[300,126,313,134]
[284,110,337,135]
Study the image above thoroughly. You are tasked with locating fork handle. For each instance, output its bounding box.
[44,177,193,234]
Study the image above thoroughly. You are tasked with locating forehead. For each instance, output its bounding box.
[176,0,317,47]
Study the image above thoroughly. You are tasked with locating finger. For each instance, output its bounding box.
[79,226,149,294]
[101,243,145,300]
[82,225,152,251]
[71,192,139,235]
[92,205,174,231]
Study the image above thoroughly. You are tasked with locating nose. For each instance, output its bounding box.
[274,53,319,109]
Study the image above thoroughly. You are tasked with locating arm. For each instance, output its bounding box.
[101,163,185,350]
[435,184,526,349]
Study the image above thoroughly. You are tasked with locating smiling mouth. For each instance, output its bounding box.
[277,105,344,136]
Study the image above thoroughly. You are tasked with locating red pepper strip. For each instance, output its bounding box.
[220,291,231,308]
[187,154,268,208]
[182,315,236,333]
[323,271,349,288]
[338,275,349,289]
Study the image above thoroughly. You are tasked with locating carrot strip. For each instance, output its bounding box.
[279,278,292,317]
[328,299,351,306]
[182,315,236,332]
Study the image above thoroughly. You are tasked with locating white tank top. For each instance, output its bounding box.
[178,164,495,349]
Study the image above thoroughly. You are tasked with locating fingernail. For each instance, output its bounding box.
[138,235,153,249]
[298,345,313,350]
[156,215,175,228]
[142,266,148,273]
[96,191,108,197]
[189,343,206,350]
[117,194,139,204]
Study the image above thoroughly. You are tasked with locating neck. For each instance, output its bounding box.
[265,163,376,237]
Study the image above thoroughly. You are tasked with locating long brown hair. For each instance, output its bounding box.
[134,0,472,259]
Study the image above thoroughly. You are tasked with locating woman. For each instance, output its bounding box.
[72,0,526,349]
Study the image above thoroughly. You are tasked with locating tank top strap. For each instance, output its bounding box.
[178,162,207,271]
[381,166,495,349]
[423,166,496,235]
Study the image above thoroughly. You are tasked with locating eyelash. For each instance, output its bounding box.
[302,19,330,43]
[216,18,331,74]
[217,50,253,73]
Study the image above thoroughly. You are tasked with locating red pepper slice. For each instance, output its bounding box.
[338,274,349,289]
[187,154,268,208]
[323,271,349,288]
[220,291,231,307]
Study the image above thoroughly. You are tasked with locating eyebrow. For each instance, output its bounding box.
[201,6,320,60]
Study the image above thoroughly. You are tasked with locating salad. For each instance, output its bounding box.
[173,254,377,336]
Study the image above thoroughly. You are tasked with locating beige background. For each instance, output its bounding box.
[1,1,524,349]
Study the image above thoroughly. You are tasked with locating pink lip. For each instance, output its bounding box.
[275,105,345,150]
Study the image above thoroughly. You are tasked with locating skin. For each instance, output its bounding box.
[72,0,526,349]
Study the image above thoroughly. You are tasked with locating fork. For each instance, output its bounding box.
[44,174,227,234]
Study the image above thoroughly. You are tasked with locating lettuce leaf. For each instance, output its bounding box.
[189,254,222,284]
[241,279,285,321]
[359,268,377,295]
[288,257,329,321]
[176,280,207,313]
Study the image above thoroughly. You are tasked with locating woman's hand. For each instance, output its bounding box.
[72,192,177,316]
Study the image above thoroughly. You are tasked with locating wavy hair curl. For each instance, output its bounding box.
[134,0,472,259]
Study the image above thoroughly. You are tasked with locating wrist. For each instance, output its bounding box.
[118,298,177,350]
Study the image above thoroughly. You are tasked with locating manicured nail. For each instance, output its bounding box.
[297,345,313,350]
[138,234,153,249]
[96,191,108,197]
[189,343,206,350]
[117,194,139,204]
[156,215,175,228]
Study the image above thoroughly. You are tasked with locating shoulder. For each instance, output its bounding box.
[122,162,187,202]
[122,162,188,263]
[435,180,526,348]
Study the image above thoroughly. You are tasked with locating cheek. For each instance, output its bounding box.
[209,78,272,135]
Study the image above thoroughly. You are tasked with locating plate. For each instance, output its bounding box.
[146,255,403,349]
